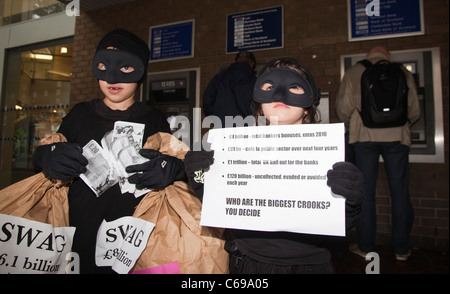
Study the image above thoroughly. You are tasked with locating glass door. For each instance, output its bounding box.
[0,38,73,188]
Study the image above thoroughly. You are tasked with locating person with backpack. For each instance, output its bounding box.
[336,46,420,261]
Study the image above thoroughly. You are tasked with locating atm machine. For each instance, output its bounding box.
[340,48,444,163]
[146,69,199,147]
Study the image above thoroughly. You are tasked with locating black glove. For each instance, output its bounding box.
[184,142,214,201]
[327,161,364,206]
[327,161,364,230]
[125,149,185,189]
[33,142,88,181]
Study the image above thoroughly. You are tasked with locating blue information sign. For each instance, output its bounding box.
[348,0,424,41]
[226,6,283,53]
[149,20,195,62]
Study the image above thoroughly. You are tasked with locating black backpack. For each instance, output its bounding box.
[358,59,409,128]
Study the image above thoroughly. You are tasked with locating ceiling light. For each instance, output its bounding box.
[32,54,53,61]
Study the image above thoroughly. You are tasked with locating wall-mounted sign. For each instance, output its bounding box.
[348,0,424,41]
[149,19,195,62]
[226,6,283,54]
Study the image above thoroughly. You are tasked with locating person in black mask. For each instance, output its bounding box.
[33,28,185,273]
[185,57,364,274]
[251,58,320,125]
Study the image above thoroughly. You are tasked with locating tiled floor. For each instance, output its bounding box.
[328,237,448,274]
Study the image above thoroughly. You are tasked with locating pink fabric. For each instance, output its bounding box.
[130,261,180,274]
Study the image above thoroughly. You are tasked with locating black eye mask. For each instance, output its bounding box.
[92,49,145,84]
[253,68,315,108]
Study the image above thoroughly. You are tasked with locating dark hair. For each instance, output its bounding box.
[235,50,256,64]
[251,57,319,124]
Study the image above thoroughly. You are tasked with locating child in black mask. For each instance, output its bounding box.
[185,57,364,274]
[33,29,184,273]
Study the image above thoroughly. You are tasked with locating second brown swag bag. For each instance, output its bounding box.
[131,132,229,274]
[0,133,70,227]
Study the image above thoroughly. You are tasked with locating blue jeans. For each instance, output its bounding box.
[353,141,414,255]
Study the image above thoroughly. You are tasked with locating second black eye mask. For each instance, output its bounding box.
[253,67,315,108]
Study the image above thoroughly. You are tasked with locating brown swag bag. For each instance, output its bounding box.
[131,132,229,274]
[0,132,228,274]
[0,133,70,227]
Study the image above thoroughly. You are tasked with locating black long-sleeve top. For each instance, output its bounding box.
[57,99,170,273]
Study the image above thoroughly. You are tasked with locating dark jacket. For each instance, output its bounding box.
[203,61,256,126]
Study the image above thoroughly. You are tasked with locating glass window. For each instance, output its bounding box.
[0,39,72,188]
[1,0,65,26]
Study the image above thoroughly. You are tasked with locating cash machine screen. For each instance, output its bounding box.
[150,78,187,102]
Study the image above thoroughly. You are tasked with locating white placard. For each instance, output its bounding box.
[200,123,346,236]
[0,214,76,274]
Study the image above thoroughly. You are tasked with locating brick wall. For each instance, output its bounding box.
[70,0,449,251]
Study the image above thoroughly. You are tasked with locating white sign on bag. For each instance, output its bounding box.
[95,216,155,274]
[0,213,76,274]
[200,123,346,236]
